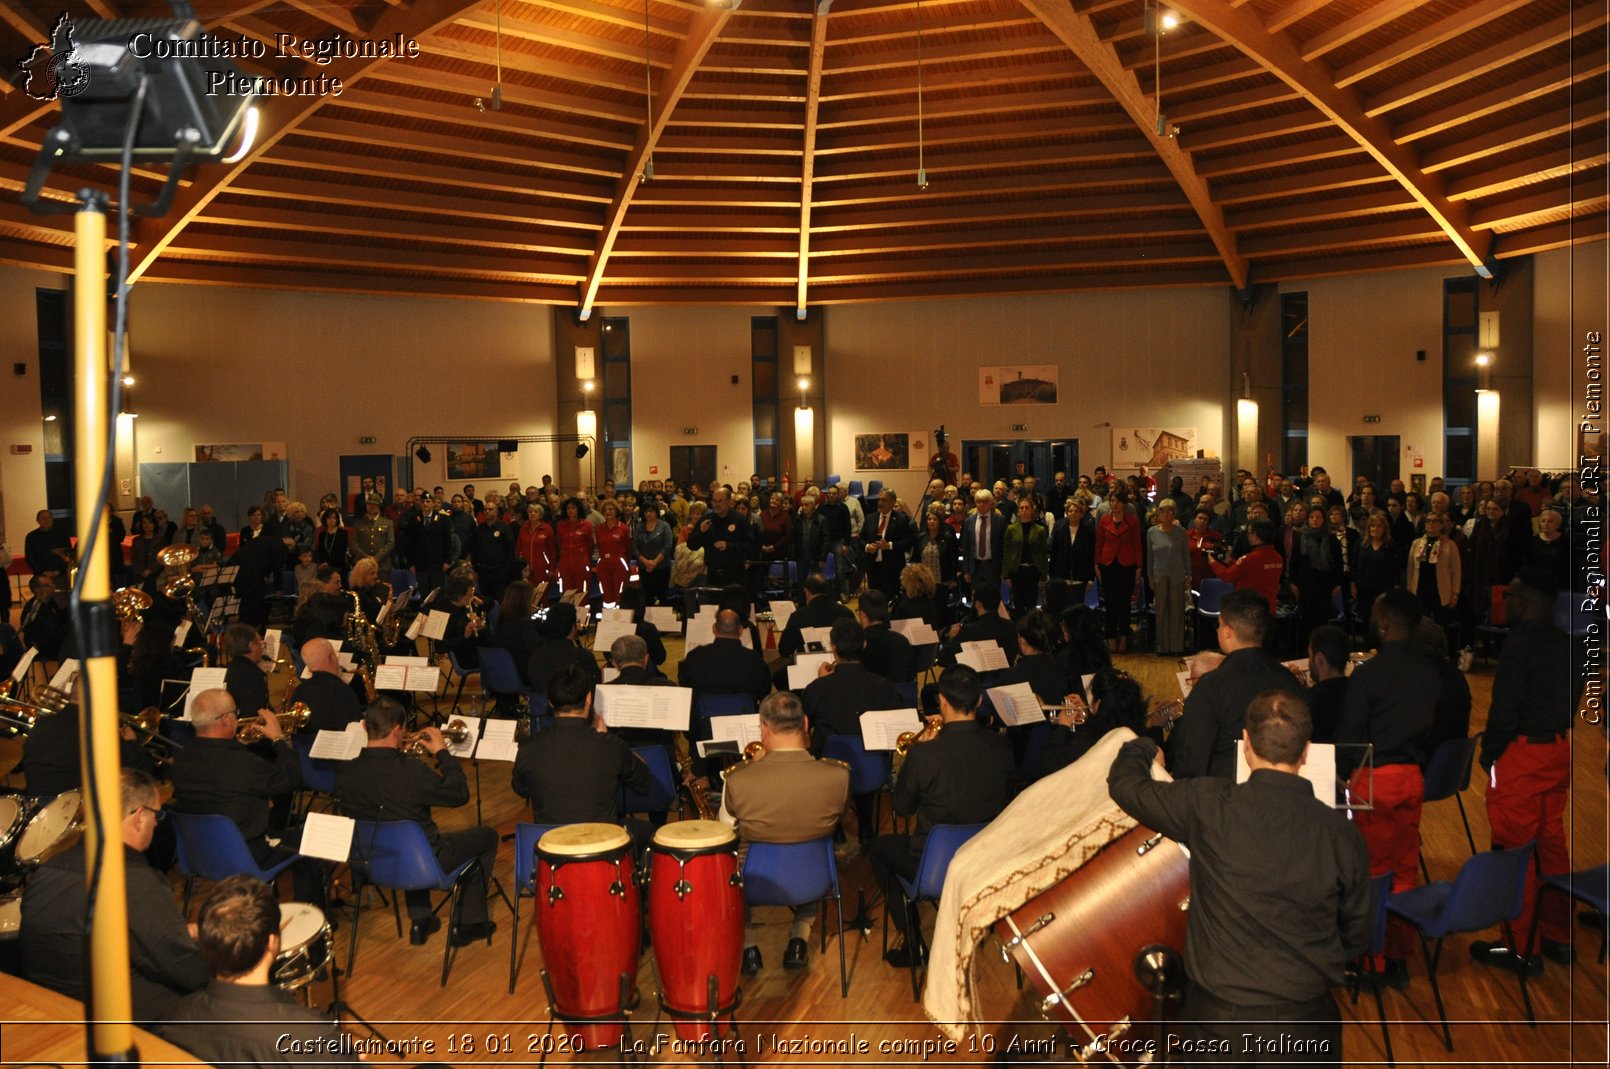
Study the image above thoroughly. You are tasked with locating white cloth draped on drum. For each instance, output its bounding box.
[922,728,1168,1039]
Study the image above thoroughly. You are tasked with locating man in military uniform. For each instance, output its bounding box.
[723,691,849,974]
[350,495,395,572]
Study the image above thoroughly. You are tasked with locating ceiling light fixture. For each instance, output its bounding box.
[915,0,928,190]
[640,0,655,181]
[220,105,260,164]
[476,0,505,112]
[1146,1,1179,139]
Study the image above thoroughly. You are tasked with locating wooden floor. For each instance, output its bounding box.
[3,624,1607,1067]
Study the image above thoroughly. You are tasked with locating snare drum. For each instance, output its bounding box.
[16,790,84,867]
[535,823,641,1050]
[271,902,334,1013]
[995,825,1190,1063]
[0,891,20,939]
[647,819,743,1041]
[0,796,32,878]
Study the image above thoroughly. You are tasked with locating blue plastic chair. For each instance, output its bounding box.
[847,480,864,499]
[742,837,848,996]
[508,821,562,993]
[477,646,530,712]
[168,810,299,913]
[866,480,883,498]
[893,681,918,707]
[825,475,841,487]
[1084,582,1101,610]
[1346,872,1397,1067]
[1386,843,1537,1049]
[445,649,480,715]
[621,745,679,818]
[883,822,988,1000]
[823,735,891,839]
[292,734,339,815]
[1531,863,1610,965]
[347,819,491,987]
[1191,578,1234,648]
[1419,736,1480,879]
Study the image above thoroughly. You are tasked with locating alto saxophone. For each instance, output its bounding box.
[673,747,716,820]
[345,590,381,702]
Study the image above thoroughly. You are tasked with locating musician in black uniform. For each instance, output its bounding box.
[221,623,273,719]
[858,590,916,684]
[296,637,363,734]
[413,494,454,600]
[870,665,1013,966]
[775,573,853,658]
[158,875,358,1065]
[437,572,487,672]
[607,633,678,787]
[1110,689,1372,1064]
[335,697,497,945]
[679,609,771,704]
[937,583,1017,668]
[20,573,68,662]
[524,601,599,695]
[20,702,152,797]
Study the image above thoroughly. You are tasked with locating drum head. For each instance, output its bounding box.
[540,823,631,856]
[279,902,326,948]
[17,791,83,864]
[0,893,19,937]
[0,797,21,838]
[652,819,735,851]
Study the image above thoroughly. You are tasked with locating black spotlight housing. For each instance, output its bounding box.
[499,438,518,454]
[575,443,590,459]
[414,445,432,464]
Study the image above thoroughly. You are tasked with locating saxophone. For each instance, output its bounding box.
[673,747,715,820]
[346,590,381,702]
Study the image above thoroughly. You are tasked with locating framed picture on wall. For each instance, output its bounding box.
[979,364,1059,406]
[855,432,912,470]
[446,442,501,480]
[194,442,287,462]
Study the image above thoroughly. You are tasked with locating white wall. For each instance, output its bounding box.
[0,263,70,545]
[824,287,1233,504]
[1534,240,1608,471]
[130,284,557,506]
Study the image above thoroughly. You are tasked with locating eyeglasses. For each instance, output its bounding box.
[130,805,166,822]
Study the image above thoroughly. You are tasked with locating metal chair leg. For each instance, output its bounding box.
[833,889,848,998]
[507,892,523,995]
[1454,793,1477,854]
[1419,934,1452,1052]
[1503,919,1536,1026]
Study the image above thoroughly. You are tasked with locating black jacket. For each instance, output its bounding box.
[512,717,650,823]
[171,735,301,842]
[159,980,358,1068]
[336,746,469,849]
[776,595,853,657]
[801,661,905,746]
[678,637,772,704]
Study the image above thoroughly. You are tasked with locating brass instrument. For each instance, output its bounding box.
[112,586,152,622]
[236,703,311,743]
[346,589,381,701]
[894,715,944,757]
[0,683,71,730]
[673,747,716,820]
[123,706,180,756]
[157,543,212,663]
[403,718,470,758]
[719,740,766,782]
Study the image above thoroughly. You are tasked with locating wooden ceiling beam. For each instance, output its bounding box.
[665,105,803,130]
[803,267,1228,303]
[363,65,645,123]
[633,186,801,207]
[1333,0,1532,88]
[1212,161,1392,205]
[822,35,1065,76]
[804,241,1224,282]
[1116,32,1233,72]
[680,74,805,101]
[1017,0,1248,288]
[1363,5,1602,117]
[1394,59,1597,144]
[812,138,1156,181]
[818,55,1086,101]
[814,163,1177,205]
[259,141,611,205]
[819,85,1113,129]
[1166,82,1300,124]
[1421,100,1609,174]
[328,89,637,150]
[220,175,604,231]
[1178,110,1330,152]
[621,210,799,232]
[1225,189,1416,231]
[1447,143,1610,201]
[421,34,649,95]
[1170,0,1492,274]
[1493,214,1609,257]
[654,131,801,155]
[162,234,587,282]
[282,0,365,37]
[294,116,623,176]
[809,214,1206,256]
[1193,134,1361,178]
[1298,0,1420,62]
[813,115,1138,157]
[829,11,1042,49]
[1153,56,1263,96]
[1470,175,1609,230]
[451,10,674,69]
[797,0,833,318]
[613,234,797,256]
[578,0,740,317]
[129,0,493,283]
[538,0,685,37]
[813,190,1192,231]
[1239,216,1446,257]
[1248,244,1465,284]
[1264,0,1335,35]
[139,260,577,304]
[200,203,597,255]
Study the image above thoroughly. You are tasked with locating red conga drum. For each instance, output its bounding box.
[535,823,641,1050]
[648,820,743,1041]
[994,825,1191,1064]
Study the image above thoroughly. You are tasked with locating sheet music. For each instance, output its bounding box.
[10,647,37,684]
[890,618,940,645]
[592,619,637,651]
[172,620,192,650]
[684,615,715,651]
[1082,673,1096,697]
[298,812,357,862]
[960,641,1009,672]
[47,659,78,692]
[1282,658,1313,687]
[987,682,1046,726]
[199,571,219,587]
[1176,670,1195,698]
[372,664,409,691]
[595,684,693,731]
[302,666,357,685]
[601,608,634,623]
[768,600,796,628]
[421,610,450,640]
[708,713,762,750]
[217,566,239,583]
[861,708,923,751]
[799,625,833,649]
[383,655,429,666]
[697,738,744,758]
[308,724,366,761]
[1237,742,1338,807]
[262,628,282,662]
[476,719,520,762]
[336,651,355,668]
[405,615,426,641]
[179,667,227,720]
[446,715,481,759]
[404,665,438,691]
[644,606,679,633]
[786,653,834,690]
[602,666,620,683]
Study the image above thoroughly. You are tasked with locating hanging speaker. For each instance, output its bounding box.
[499,439,518,454]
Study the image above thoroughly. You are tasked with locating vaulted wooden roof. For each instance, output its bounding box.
[1,0,1603,313]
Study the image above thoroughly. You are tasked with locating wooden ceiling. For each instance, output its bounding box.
[0,0,1604,313]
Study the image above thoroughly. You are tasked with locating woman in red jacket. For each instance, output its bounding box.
[515,503,556,588]
[1095,486,1142,651]
[555,497,595,596]
[593,499,633,605]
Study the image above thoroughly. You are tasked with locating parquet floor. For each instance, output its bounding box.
[3,627,1607,1067]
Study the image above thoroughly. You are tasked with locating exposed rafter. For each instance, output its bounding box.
[1167,0,1493,277]
[796,0,833,319]
[577,0,743,319]
[1016,0,1248,289]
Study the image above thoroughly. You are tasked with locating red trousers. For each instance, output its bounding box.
[1487,736,1572,946]
[1351,763,1424,960]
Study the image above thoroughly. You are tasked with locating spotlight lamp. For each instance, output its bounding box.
[575,443,590,459]
[414,445,433,464]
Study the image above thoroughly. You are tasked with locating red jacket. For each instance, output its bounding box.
[1095,512,1142,567]
[1210,542,1284,612]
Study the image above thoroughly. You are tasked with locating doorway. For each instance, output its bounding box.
[1349,436,1400,492]
[959,439,1079,489]
[670,445,717,490]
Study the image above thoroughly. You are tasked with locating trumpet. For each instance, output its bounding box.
[0,682,72,728]
[403,718,471,758]
[719,740,766,782]
[236,702,312,743]
[112,586,153,622]
[895,715,944,757]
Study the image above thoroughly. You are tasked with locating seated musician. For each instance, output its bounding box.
[158,875,358,1066]
[870,664,1013,968]
[348,555,387,623]
[857,590,916,684]
[679,608,770,704]
[775,573,852,658]
[1040,667,1158,775]
[800,618,903,847]
[336,697,497,946]
[512,664,650,841]
[221,623,274,721]
[437,571,487,671]
[20,698,152,798]
[937,583,1017,669]
[296,637,362,734]
[1108,690,1372,1063]
[170,689,326,908]
[722,691,849,974]
[22,769,209,1019]
[20,573,68,663]
[523,601,598,693]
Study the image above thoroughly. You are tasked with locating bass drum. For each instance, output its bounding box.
[994,825,1190,1064]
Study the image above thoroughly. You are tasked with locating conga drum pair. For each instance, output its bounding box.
[534,823,642,1051]
[994,825,1191,1064]
[648,820,743,1041]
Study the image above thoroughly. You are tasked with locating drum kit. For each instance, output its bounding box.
[272,900,336,1014]
[0,789,86,889]
[530,819,746,1063]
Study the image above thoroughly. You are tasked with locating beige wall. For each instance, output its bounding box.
[1535,241,1609,471]
[0,264,70,545]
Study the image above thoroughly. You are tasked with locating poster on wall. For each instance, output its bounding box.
[1112,427,1196,470]
[194,442,287,462]
[446,442,501,480]
[979,365,1059,406]
[854,432,919,471]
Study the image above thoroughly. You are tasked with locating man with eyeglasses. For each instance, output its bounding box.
[22,768,208,1019]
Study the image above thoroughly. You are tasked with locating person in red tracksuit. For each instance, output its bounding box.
[1211,517,1285,613]
[1472,568,1579,973]
[1335,588,1438,989]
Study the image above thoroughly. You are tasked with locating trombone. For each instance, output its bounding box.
[0,681,72,730]
[236,703,312,743]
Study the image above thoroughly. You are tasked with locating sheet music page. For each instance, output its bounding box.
[11,647,37,683]
[592,619,636,651]
[1082,673,1096,697]
[404,665,440,691]
[974,644,1010,672]
[308,725,366,761]
[218,566,239,583]
[595,685,693,731]
[602,666,620,683]
[262,628,281,662]
[768,600,796,628]
[861,708,923,751]
[476,719,520,762]
[337,651,355,668]
[199,571,218,587]
[421,610,450,640]
[890,618,940,645]
[684,615,715,651]
[601,608,634,623]
[182,666,229,718]
[1281,658,1313,687]
[799,625,832,649]
[372,664,408,691]
[405,615,426,641]
[786,653,834,690]
[955,648,986,671]
[445,715,481,758]
[375,600,390,625]
[708,713,762,750]
[1236,742,1337,807]
[644,606,679,633]
[987,682,1046,726]
[171,620,192,650]
[1177,670,1195,698]
[298,812,356,862]
[384,655,429,666]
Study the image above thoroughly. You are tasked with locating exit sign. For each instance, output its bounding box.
[683,427,698,435]
[1362,415,1382,424]
[359,435,377,444]
[1011,423,1028,432]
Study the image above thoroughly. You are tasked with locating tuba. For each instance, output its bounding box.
[157,543,198,600]
[112,586,153,623]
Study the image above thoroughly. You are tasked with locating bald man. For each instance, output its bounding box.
[297,637,363,735]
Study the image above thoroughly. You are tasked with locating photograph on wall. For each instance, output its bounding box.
[1112,427,1196,470]
[446,442,501,480]
[194,442,287,462]
[854,432,913,470]
[979,364,1059,406]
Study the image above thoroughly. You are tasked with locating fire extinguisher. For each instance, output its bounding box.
[782,470,791,494]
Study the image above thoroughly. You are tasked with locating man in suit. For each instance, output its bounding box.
[860,489,915,599]
[800,618,904,846]
[858,589,915,684]
[23,509,72,586]
[413,494,454,599]
[337,697,498,945]
[961,489,1007,594]
[297,637,363,734]
[776,573,853,658]
[870,664,1013,966]
[723,691,850,974]
[19,573,68,662]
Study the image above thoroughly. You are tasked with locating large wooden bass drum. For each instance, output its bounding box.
[993,825,1190,1063]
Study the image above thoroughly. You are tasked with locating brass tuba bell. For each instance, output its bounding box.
[112,586,153,622]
